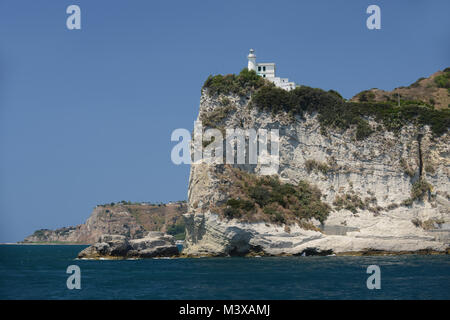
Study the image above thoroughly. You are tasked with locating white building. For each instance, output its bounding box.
[247,49,296,91]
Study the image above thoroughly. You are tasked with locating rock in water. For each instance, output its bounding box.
[77,232,179,259]
[128,232,179,258]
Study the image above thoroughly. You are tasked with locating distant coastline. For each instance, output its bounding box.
[1,242,89,245]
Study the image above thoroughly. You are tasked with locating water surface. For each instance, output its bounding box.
[0,245,448,299]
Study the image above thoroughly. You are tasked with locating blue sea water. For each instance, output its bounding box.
[0,245,449,299]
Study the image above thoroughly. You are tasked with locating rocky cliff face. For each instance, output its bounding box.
[22,202,187,244]
[183,75,450,256]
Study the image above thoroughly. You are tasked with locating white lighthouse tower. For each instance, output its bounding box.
[246,48,296,91]
[247,49,257,72]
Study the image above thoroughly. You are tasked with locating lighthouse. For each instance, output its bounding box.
[247,49,296,91]
[247,49,256,72]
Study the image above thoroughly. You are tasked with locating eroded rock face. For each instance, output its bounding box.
[22,202,187,244]
[77,232,179,259]
[183,90,450,256]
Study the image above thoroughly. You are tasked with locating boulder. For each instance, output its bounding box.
[77,232,179,259]
[128,232,179,258]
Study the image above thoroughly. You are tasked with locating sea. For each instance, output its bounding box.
[0,245,449,300]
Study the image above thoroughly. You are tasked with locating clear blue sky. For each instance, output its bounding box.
[1,0,449,242]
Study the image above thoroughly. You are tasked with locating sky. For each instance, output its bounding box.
[0,0,449,242]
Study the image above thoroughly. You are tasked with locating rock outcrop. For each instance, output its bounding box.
[77,232,179,259]
[22,202,187,244]
[182,71,450,257]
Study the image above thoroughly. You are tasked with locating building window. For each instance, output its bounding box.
[263,75,266,78]
[258,66,261,71]
[263,66,266,71]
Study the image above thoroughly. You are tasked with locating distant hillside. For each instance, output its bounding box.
[351,68,450,110]
[22,201,187,244]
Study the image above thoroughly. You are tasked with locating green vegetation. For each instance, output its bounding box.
[97,200,172,208]
[424,162,436,174]
[202,70,449,138]
[411,218,421,228]
[200,105,236,129]
[202,136,215,148]
[327,89,344,100]
[411,217,445,230]
[410,77,426,88]
[410,178,433,201]
[434,69,450,89]
[400,158,415,177]
[355,119,374,140]
[355,90,376,102]
[218,166,330,225]
[251,85,449,138]
[203,68,268,96]
[402,178,433,206]
[386,203,399,211]
[304,159,330,175]
[167,221,186,240]
[32,229,49,238]
[333,193,365,214]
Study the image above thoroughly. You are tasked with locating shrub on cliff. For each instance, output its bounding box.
[252,85,450,138]
[410,178,433,201]
[333,193,366,214]
[217,166,330,225]
[203,69,268,96]
[167,221,186,240]
[434,70,450,89]
[304,159,331,175]
[200,105,236,128]
[355,90,376,102]
[401,178,433,206]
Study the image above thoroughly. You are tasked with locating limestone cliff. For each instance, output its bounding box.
[183,69,450,256]
[22,202,187,244]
